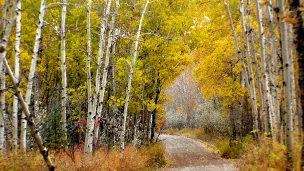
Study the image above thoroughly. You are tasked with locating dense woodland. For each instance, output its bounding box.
[0,0,304,170]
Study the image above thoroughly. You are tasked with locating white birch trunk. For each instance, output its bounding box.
[120,0,149,151]
[85,0,92,155]
[94,0,120,144]
[12,0,22,152]
[253,0,274,131]
[60,0,67,142]
[240,0,259,130]
[20,0,46,151]
[86,0,92,131]
[84,0,112,155]
[0,65,5,155]
[279,0,293,163]
[246,0,265,131]
[288,24,297,132]
[266,0,280,140]
[0,0,11,155]
[4,59,54,169]
[0,0,15,154]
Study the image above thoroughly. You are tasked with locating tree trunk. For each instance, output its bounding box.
[0,0,15,154]
[84,0,112,155]
[94,0,120,145]
[84,0,92,155]
[120,0,149,151]
[286,0,304,168]
[239,0,259,131]
[266,0,280,141]
[20,0,47,151]
[4,59,54,170]
[0,65,5,155]
[278,0,293,169]
[246,0,265,131]
[13,0,22,152]
[253,0,274,132]
[60,0,67,142]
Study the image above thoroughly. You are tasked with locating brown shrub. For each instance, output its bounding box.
[0,144,165,171]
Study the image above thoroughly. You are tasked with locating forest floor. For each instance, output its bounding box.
[159,134,238,171]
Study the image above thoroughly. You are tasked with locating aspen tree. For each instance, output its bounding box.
[121,0,150,151]
[254,0,275,132]
[240,0,259,131]
[12,0,22,152]
[0,0,53,166]
[86,0,92,141]
[20,0,47,151]
[84,0,112,155]
[286,0,304,168]
[0,0,11,155]
[246,0,265,131]
[4,59,55,170]
[266,0,280,140]
[0,65,4,155]
[94,0,120,145]
[60,0,67,142]
[278,0,293,168]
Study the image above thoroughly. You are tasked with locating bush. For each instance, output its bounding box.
[240,136,287,170]
[0,144,166,171]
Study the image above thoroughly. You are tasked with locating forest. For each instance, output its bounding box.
[0,0,303,170]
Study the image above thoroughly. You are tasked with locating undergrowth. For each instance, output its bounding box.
[0,143,166,171]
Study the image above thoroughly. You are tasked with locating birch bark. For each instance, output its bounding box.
[246,0,265,131]
[266,0,280,140]
[120,0,149,151]
[278,1,293,167]
[0,0,11,155]
[240,0,259,131]
[86,0,92,141]
[286,0,304,169]
[60,0,67,142]
[12,0,22,152]
[94,0,120,144]
[4,59,54,170]
[84,0,112,154]
[20,0,46,151]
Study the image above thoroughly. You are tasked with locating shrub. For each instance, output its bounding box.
[0,143,166,171]
[240,136,287,170]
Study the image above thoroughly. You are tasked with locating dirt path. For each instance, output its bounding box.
[159,134,238,171]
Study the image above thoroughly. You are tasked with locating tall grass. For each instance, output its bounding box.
[0,144,166,171]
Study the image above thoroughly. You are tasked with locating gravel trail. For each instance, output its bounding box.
[159,134,238,171]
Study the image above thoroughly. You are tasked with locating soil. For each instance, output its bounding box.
[159,134,238,171]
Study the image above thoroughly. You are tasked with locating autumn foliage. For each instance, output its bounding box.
[0,144,166,171]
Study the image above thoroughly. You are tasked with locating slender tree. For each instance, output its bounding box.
[121,0,150,151]
[278,0,293,168]
[20,0,47,151]
[94,0,120,145]
[267,0,280,141]
[285,0,304,168]
[84,0,112,155]
[246,0,264,131]
[254,0,274,132]
[86,0,92,146]
[0,0,11,155]
[239,0,259,131]
[12,0,22,152]
[4,59,55,170]
[60,0,68,142]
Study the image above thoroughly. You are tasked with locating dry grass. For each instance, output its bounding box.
[0,144,166,171]
[239,135,302,171]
